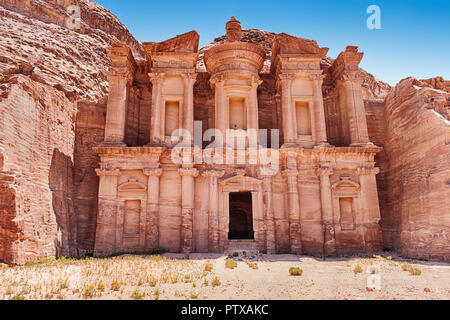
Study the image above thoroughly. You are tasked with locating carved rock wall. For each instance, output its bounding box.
[0,0,143,262]
[0,75,77,264]
[382,78,450,261]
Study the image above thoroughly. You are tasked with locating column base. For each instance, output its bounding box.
[314,142,332,148]
[350,142,375,148]
[281,142,300,149]
[99,141,126,148]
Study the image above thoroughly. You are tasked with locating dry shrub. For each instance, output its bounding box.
[289,267,303,276]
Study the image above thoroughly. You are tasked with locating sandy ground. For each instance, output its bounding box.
[0,253,449,300]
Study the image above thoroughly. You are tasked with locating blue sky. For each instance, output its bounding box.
[93,0,450,85]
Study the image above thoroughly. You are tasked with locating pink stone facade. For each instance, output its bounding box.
[93,18,383,256]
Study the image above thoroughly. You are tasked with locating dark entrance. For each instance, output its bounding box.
[228,192,254,240]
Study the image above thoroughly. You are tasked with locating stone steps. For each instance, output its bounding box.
[225,240,259,258]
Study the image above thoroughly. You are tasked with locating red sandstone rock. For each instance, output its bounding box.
[381,77,450,261]
[0,0,141,264]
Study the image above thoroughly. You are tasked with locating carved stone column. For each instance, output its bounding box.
[212,77,227,147]
[358,166,381,221]
[202,169,225,253]
[310,74,328,144]
[340,72,370,145]
[143,167,163,249]
[279,74,296,144]
[149,73,164,144]
[183,74,197,145]
[94,167,120,256]
[104,73,132,146]
[259,168,276,254]
[282,151,302,254]
[248,76,262,147]
[316,166,336,255]
[179,167,199,253]
[357,166,382,252]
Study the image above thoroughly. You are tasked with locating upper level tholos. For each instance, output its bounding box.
[100,17,375,150]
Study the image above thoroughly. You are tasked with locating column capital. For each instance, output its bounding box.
[251,75,263,88]
[143,167,163,177]
[201,169,225,178]
[179,167,199,177]
[148,72,165,85]
[338,71,365,84]
[258,167,278,178]
[309,73,326,82]
[107,70,134,85]
[357,166,380,176]
[95,167,120,177]
[278,73,294,82]
[182,73,198,84]
[282,168,299,177]
[209,74,225,87]
[316,166,334,177]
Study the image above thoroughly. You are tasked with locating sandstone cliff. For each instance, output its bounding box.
[0,0,143,264]
[381,77,450,261]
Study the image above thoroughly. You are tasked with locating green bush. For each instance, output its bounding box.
[225,259,238,269]
[409,267,422,276]
[353,264,363,274]
[211,276,221,287]
[204,263,213,272]
[289,267,303,276]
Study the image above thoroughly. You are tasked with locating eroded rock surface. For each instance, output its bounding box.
[0,0,141,264]
[381,77,450,261]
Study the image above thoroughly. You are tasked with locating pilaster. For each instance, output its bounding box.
[179,167,199,253]
[310,74,328,145]
[94,167,120,256]
[202,169,225,253]
[149,73,165,144]
[143,167,163,249]
[316,166,336,255]
[182,74,197,145]
[282,151,302,254]
[279,74,297,144]
[259,168,277,254]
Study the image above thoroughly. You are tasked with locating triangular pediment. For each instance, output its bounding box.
[219,173,262,187]
[142,31,200,54]
[272,33,329,56]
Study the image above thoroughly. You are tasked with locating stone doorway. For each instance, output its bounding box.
[228,192,254,240]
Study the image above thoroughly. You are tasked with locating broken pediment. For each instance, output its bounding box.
[219,173,262,191]
[142,30,200,54]
[272,33,329,57]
